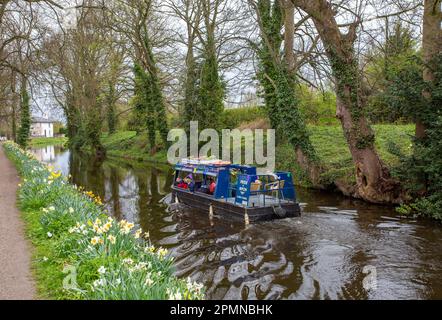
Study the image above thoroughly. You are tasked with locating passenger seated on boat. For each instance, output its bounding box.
[185,174,195,192]
[208,178,216,195]
[176,178,188,189]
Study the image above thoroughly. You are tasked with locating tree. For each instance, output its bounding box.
[290,0,406,203]
[196,0,225,130]
[418,0,442,139]
[251,0,321,186]
[365,22,419,123]
[17,78,30,147]
[105,0,169,150]
[40,3,114,157]
[165,0,202,130]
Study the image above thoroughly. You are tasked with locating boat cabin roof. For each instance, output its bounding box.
[175,158,256,176]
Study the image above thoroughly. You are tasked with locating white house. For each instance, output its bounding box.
[31,117,55,138]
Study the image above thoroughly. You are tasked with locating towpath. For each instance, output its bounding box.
[0,145,35,300]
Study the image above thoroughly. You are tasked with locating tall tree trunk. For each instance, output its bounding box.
[282,0,323,187]
[419,0,442,139]
[292,0,401,203]
[10,71,17,142]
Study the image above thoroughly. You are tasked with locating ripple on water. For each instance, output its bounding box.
[30,146,442,300]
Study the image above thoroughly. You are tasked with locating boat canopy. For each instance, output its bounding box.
[175,158,257,177]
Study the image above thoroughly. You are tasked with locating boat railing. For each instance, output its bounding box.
[227,182,296,208]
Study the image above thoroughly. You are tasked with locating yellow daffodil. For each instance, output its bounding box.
[145,245,156,254]
[157,247,168,259]
[51,171,62,179]
[134,228,142,239]
[91,236,102,246]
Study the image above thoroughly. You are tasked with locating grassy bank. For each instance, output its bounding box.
[101,131,167,163]
[3,141,204,300]
[277,124,415,187]
[103,124,415,188]
[29,136,68,147]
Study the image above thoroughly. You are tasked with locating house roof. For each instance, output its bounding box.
[31,117,55,124]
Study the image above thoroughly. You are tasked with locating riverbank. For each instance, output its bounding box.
[29,137,68,147]
[102,124,415,190]
[102,131,168,163]
[0,145,36,300]
[2,141,204,300]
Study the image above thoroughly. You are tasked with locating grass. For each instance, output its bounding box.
[29,137,68,147]
[277,124,415,186]
[102,131,168,163]
[3,141,204,300]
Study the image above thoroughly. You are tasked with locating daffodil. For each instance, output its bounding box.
[50,171,61,179]
[119,220,135,234]
[145,245,156,254]
[91,236,101,246]
[93,224,103,234]
[102,222,112,233]
[108,235,116,244]
[167,288,183,300]
[134,228,142,239]
[93,279,106,287]
[97,266,106,274]
[122,258,134,265]
[157,247,168,259]
[145,276,154,286]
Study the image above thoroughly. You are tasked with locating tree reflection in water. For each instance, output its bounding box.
[31,146,442,300]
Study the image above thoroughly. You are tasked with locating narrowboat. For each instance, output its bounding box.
[171,158,301,223]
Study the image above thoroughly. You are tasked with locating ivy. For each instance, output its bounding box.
[106,83,117,135]
[389,54,442,220]
[17,86,30,148]
[256,0,317,161]
[133,51,169,151]
[197,34,225,131]
[328,47,376,150]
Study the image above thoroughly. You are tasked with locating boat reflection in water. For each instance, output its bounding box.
[32,145,442,300]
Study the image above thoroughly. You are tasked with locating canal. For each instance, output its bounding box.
[31,144,442,300]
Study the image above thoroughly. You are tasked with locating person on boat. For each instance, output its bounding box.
[208,177,216,195]
[185,174,195,192]
[176,177,188,189]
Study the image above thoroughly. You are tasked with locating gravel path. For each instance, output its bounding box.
[0,145,36,300]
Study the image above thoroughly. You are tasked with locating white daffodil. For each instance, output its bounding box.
[98,266,106,274]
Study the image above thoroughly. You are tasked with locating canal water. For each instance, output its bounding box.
[31,144,442,300]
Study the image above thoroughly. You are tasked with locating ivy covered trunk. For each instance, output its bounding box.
[333,55,400,203]
[17,79,30,148]
[197,0,225,131]
[10,71,17,142]
[183,33,199,130]
[255,0,322,187]
[419,0,442,139]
